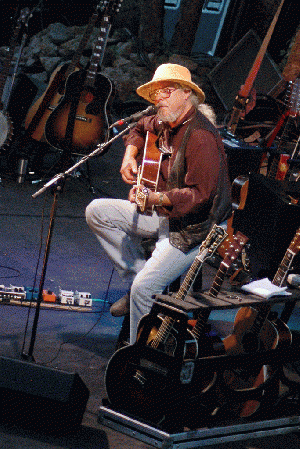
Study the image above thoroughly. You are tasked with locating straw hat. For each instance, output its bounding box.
[136,63,205,104]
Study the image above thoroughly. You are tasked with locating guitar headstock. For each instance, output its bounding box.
[289,226,300,254]
[196,224,228,263]
[15,7,32,28]
[223,231,249,266]
[101,0,123,16]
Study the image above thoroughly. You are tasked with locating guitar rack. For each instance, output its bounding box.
[99,289,300,448]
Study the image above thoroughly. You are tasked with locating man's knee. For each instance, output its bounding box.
[85,199,106,229]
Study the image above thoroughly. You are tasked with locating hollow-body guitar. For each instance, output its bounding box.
[44,0,122,156]
[220,229,298,417]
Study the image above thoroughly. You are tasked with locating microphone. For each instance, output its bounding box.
[110,105,156,128]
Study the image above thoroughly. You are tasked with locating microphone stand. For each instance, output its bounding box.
[23,122,136,361]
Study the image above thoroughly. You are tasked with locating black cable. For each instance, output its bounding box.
[0,265,21,279]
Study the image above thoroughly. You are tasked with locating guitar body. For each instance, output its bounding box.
[44,69,113,155]
[223,306,279,357]
[221,306,291,417]
[137,314,223,393]
[135,131,162,214]
[139,132,162,189]
[24,63,80,142]
[105,344,184,424]
[137,313,179,356]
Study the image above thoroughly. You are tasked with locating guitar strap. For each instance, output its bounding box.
[63,75,83,149]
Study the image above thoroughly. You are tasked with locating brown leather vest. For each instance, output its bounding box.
[168,110,232,253]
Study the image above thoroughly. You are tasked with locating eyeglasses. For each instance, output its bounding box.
[149,87,177,101]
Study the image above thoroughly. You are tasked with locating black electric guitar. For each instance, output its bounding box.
[24,1,105,142]
[0,8,31,149]
[104,224,228,421]
[45,0,122,156]
[220,230,298,418]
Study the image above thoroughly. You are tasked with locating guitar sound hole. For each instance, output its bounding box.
[241,332,260,353]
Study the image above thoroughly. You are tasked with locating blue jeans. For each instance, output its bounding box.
[86,198,201,344]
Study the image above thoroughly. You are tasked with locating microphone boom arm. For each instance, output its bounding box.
[32,121,137,198]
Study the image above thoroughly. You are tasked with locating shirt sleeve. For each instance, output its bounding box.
[163,129,221,218]
[122,116,158,153]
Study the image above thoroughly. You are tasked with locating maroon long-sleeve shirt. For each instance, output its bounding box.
[123,107,227,219]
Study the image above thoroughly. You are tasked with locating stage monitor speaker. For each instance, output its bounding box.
[232,173,300,278]
[208,29,282,111]
[164,0,232,56]
[223,137,266,182]
[0,356,90,433]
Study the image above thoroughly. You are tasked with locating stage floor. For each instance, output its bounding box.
[1,139,300,449]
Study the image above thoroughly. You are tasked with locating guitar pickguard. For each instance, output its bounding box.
[45,70,113,155]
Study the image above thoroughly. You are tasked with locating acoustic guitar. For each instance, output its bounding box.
[135,131,162,214]
[104,224,228,422]
[24,1,105,142]
[44,0,122,156]
[220,228,298,417]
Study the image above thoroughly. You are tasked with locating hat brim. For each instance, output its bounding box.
[136,78,205,104]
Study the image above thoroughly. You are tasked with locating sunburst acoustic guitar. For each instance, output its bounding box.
[44,0,123,156]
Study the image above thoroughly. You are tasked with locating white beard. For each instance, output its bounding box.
[157,108,181,123]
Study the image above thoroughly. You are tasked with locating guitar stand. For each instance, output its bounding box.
[99,289,300,449]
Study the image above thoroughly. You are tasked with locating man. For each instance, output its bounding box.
[86,63,232,344]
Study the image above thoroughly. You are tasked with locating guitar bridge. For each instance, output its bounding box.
[75,115,92,123]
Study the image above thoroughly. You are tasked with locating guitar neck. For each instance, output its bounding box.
[150,316,175,349]
[191,309,211,340]
[66,9,100,78]
[85,15,111,88]
[272,228,300,287]
[209,232,249,298]
[227,96,247,135]
[251,304,271,336]
[175,226,228,301]
[175,257,204,302]
[209,260,229,298]
[272,249,295,287]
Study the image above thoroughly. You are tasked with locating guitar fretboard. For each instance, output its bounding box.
[66,7,100,78]
[272,249,295,287]
[209,261,230,298]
